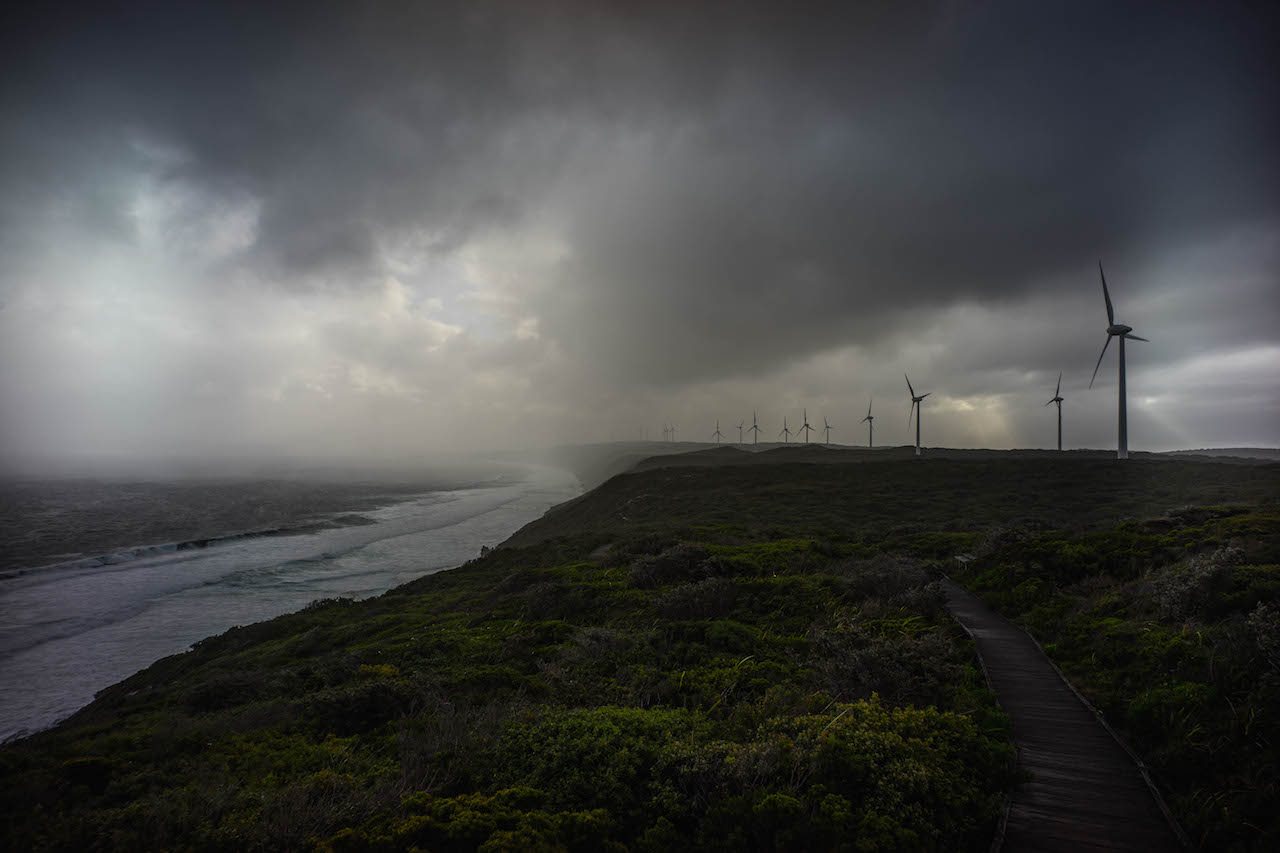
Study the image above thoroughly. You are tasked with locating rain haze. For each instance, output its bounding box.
[2,0,1278,471]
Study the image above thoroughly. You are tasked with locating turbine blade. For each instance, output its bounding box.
[1089,335,1112,388]
[904,374,915,398]
[1126,334,1149,342]
[1099,261,1115,326]
[920,392,931,399]
[1045,399,1054,406]
[1055,371,1061,397]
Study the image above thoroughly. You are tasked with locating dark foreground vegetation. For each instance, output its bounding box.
[955,504,1280,851]
[2,451,1277,851]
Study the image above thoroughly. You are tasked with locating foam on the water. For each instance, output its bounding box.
[0,464,580,742]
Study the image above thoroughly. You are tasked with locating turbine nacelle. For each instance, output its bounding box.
[1093,261,1149,459]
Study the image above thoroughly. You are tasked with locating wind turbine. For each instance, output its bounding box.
[823,416,833,445]
[712,420,724,444]
[861,398,874,448]
[906,374,930,456]
[670,423,678,443]
[779,417,793,444]
[1045,372,1064,451]
[797,408,815,443]
[748,410,761,446]
[1089,262,1148,460]
[662,423,669,442]
[736,420,745,445]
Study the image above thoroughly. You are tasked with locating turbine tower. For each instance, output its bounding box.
[712,420,724,445]
[861,398,874,448]
[823,416,833,445]
[797,408,815,443]
[670,423,678,443]
[1089,262,1148,460]
[748,410,761,446]
[906,374,930,457]
[1045,372,1064,451]
[736,420,745,445]
[779,417,793,444]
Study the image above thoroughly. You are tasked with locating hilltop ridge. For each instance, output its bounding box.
[544,441,1277,492]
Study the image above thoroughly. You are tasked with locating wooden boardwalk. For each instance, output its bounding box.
[942,580,1187,852]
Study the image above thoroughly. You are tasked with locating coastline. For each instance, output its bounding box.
[0,463,582,742]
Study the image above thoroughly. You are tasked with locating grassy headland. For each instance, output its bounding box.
[2,448,1277,851]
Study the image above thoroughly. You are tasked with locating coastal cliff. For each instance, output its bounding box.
[2,451,1277,851]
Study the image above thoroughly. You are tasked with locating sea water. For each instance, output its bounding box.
[0,463,580,742]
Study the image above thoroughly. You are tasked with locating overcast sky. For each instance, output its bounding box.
[2,0,1277,470]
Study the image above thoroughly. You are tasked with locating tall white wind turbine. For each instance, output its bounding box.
[1089,262,1148,460]
[712,420,724,444]
[748,411,761,446]
[861,398,874,448]
[779,417,793,444]
[823,416,833,445]
[797,408,815,443]
[736,420,745,445]
[906,375,930,456]
[1045,372,1064,451]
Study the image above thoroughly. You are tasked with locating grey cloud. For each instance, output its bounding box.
[1,0,1277,461]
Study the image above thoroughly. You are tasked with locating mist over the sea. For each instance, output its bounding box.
[0,460,580,742]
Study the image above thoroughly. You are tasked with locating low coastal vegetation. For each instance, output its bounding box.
[2,453,1276,851]
[954,504,1280,851]
[1,540,1011,851]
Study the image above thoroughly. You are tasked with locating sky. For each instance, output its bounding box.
[1,0,1277,471]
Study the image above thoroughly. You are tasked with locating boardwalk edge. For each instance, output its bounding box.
[1015,619,1196,851]
[944,574,1196,851]
[941,576,1013,853]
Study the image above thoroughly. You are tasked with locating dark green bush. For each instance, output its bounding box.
[629,544,712,588]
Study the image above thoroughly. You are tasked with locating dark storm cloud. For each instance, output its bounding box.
[530,1,1280,383]
[1,0,1277,457]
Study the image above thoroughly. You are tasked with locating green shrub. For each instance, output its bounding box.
[629,544,713,588]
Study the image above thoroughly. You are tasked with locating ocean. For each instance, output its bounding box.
[0,462,581,742]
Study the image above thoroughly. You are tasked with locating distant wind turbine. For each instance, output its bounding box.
[748,411,761,446]
[779,417,793,444]
[670,423,678,442]
[797,408,815,443]
[736,420,745,445]
[1045,372,1064,451]
[861,398,874,448]
[906,374,930,457]
[823,416,833,445]
[712,420,724,444]
[1089,262,1148,460]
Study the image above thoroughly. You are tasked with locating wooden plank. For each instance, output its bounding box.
[942,580,1186,852]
